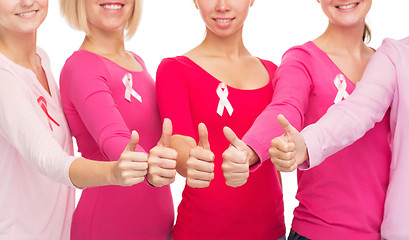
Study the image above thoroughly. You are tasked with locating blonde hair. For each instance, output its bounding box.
[60,0,142,39]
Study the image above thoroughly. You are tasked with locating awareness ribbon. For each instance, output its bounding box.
[37,96,60,131]
[122,73,142,103]
[216,83,234,116]
[333,74,349,104]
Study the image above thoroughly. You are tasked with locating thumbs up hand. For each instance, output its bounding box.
[186,123,215,188]
[112,130,149,186]
[221,127,251,187]
[147,118,178,187]
[269,114,307,172]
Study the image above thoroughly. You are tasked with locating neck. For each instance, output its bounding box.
[0,30,38,69]
[81,27,126,57]
[315,21,368,56]
[199,27,249,60]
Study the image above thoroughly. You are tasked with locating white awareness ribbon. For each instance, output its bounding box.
[216,83,234,116]
[333,74,349,104]
[122,73,142,103]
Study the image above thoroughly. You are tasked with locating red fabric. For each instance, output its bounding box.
[156,56,285,240]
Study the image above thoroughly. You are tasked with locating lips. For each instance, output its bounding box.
[100,2,125,10]
[213,18,235,23]
[336,2,359,10]
[15,10,38,17]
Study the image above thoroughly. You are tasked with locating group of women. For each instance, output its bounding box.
[0,0,407,240]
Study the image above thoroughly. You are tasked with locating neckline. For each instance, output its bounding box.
[178,55,273,91]
[0,48,55,99]
[77,49,145,73]
[307,41,356,86]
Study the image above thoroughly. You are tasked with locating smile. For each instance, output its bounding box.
[15,10,38,17]
[214,18,235,23]
[336,3,359,10]
[100,3,124,10]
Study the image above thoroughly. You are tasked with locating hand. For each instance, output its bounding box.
[222,127,250,187]
[112,130,148,186]
[186,123,215,188]
[269,114,307,172]
[147,118,178,187]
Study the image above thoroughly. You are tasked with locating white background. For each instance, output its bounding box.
[39,0,409,236]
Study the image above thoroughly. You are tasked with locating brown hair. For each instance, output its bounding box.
[363,23,371,43]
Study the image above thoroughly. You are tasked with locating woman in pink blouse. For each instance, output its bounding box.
[225,0,392,239]
[59,0,177,239]
[0,0,165,239]
[156,0,285,239]
[270,37,409,240]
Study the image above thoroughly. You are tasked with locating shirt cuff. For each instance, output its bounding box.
[299,125,322,170]
[65,156,82,189]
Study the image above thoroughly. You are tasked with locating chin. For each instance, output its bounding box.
[13,24,41,34]
[100,21,127,31]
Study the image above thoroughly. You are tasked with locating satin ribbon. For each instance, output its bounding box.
[216,83,233,116]
[333,74,349,104]
[122,73,142,103]
[37,96,60,131]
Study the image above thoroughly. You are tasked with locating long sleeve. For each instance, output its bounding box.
[243,48,313,169]
[156,58,196,139]
[60,52,145,161]
[0,69,76,187]
[301,49,396,169]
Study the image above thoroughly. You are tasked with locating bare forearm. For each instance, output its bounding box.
[68,158,114,188]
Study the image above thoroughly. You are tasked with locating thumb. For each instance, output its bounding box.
[198,123,210,150]
[158,118,172,147]
[277,114,299,142]
[126,130,140,152]
[223,126,247,150]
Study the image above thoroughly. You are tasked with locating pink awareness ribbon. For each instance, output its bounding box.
[37,96,60,131]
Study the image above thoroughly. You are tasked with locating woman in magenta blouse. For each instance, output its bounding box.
[59,0,177,239]
[271,37,409,240]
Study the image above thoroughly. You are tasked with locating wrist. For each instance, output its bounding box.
[247,147,260,167]
[106,161,118,186]
[301,145,309,165]
[145,174,157,187]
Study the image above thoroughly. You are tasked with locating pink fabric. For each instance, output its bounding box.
[156,56,285,240]
[60,50,173,240]
[302,37,409,240]
[0,48,75,239]
[243,41,391,239]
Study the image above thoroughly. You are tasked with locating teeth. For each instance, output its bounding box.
[337,3,358,9]
[17,10,36,17]
[102,4,123,10]
[216,19,231,23]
